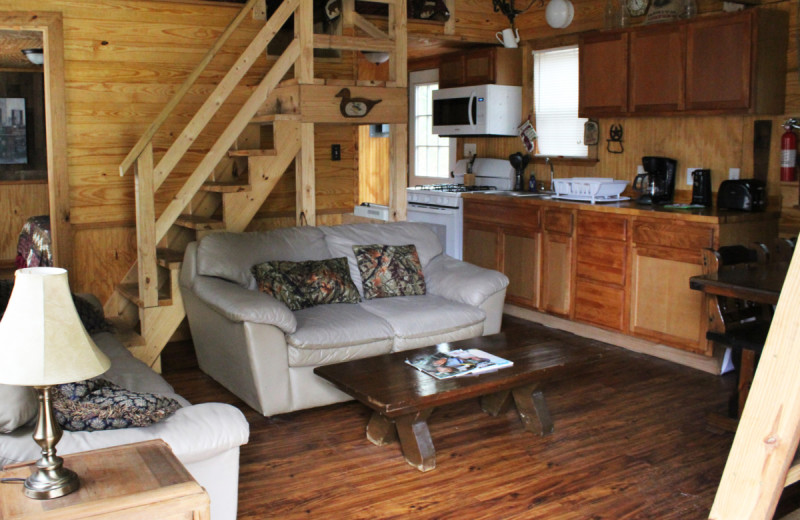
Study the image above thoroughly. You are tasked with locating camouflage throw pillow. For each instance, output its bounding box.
[353,244,426,299]
[251,257,361,311]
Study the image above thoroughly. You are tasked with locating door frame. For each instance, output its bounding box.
[1,11,70,271]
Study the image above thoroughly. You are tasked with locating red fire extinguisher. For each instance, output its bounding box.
[781,122,797,182]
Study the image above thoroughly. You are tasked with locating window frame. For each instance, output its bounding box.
[408,68,457,187]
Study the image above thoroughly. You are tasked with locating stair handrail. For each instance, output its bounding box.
[118,0,262,177]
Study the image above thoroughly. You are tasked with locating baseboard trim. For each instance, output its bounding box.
[504,304,723,375]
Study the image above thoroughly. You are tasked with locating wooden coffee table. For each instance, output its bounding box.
[314,333,600,471]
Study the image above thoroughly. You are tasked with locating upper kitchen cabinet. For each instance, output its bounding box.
[579,9,788,117]
[579,32,628,116]
[439,48,522,88]
[686,10,787,113]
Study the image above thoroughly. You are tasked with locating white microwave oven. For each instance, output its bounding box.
[432,84,522,137]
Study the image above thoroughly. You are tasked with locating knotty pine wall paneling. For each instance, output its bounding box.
[0,181,50,262]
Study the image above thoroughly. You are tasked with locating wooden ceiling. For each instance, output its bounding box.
[0,30,43,71]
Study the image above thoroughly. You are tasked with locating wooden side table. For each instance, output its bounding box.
[0,440,209,520]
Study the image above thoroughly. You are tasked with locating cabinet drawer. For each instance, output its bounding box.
[464,200,540,231]
[632,219,715,250]
[577,213,628,241]
[576,237,627,285]
[544,209,574,235]
[574,280,626,331]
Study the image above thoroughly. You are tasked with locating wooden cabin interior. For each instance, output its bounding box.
[1,0,800,517]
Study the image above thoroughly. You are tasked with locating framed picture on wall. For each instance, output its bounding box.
[0,98,28,165]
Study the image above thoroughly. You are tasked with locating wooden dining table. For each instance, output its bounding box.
[689,261,789,305]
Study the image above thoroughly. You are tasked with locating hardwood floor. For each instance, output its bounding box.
[160,315,789,519]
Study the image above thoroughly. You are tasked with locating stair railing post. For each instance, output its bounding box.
[295,0,314,83]
[134,142,160,308]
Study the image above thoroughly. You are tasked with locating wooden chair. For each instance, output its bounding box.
[703,245,773,430]
[755,236,796,264]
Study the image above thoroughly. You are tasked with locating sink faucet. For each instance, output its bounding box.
[544,157,555,192]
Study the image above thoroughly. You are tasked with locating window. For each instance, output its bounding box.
[408,69,456,185]
[533,45,588,158]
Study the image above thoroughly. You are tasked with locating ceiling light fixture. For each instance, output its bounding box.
[362,51,390,64]
[545,0,575,28]
[22,48,44,66]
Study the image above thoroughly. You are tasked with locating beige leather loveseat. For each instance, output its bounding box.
[180,222,509,417]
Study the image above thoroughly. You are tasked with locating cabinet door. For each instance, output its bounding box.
[541,232,573,316]
[630,246,709,354]
[463,222,499,271]
[439,54,466,88]
[629,24,685,113]
[579,32,629,117]
[686,13,752,111]
[464,48,495,86]
[574,280,626,331]
[503,228,540,308]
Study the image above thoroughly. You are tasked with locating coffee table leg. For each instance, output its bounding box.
[481,390,512,416]
[395,409,435,472]
[512,384,554,436]
[366,412,397,446]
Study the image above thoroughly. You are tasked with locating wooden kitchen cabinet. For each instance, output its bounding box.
[439,48,522,88]
[579,31,628,117]
[574,211,629,332]
[463,199,540,308]
[630,218,713,354]
[540,208,575,317]
[580,9,787,117]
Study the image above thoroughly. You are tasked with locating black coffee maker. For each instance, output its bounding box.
[633,156,678,205]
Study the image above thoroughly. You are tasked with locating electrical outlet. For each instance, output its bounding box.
[686,167,702,185]
[463,143,477,158]
[729,167,740,180]
[331,144,341,161]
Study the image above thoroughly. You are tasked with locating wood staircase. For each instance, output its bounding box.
[108,0,408,370]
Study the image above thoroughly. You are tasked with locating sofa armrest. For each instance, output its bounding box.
[424,255,509,307]
[192,276,296,334]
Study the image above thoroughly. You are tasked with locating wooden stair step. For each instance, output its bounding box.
[200,180,252,193]
[106,316,146,349]
[228,148,277,157]
[175,215,226,230]
[117,282,173,308]
[250,113,302,124]
[156,248,184,269]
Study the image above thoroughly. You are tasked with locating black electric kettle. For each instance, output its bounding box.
[509,152,531,192]
[691,169,712,207]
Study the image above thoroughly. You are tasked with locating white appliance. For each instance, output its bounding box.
[407,158,516,260]
[432,84,522,137]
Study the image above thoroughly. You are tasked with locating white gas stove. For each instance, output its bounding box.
[406,158,516,259]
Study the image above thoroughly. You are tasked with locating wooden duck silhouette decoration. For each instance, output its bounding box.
[336,88,382,118]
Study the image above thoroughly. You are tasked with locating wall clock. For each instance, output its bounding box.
[627,0,649,17]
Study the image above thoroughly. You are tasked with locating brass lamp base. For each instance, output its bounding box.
[24,386,80,500]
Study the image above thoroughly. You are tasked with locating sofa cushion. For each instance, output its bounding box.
[360,294,485,342]
[53,379,182,432]
[0,385,37,433]
[287,303,394,366]
[353,244,426,299]
[322,222,443,297]
[196,227,329,289]
[252,257,361,310]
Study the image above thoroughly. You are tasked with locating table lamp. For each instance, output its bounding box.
[0,267,110,499]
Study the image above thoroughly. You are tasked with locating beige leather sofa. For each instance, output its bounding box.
[180,222,509,417]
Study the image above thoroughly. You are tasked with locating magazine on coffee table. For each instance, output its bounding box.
[405,349,513,380]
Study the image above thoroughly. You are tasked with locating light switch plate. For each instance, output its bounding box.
[729,167,741,180]
[463,143,477,158]
[686,167,702,185]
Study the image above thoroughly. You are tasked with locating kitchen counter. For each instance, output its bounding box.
[461,191,779,224]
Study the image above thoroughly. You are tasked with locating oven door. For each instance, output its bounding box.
[406,204,462,260]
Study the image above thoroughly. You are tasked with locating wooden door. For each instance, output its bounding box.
[629,23,685,114]
[540,208,575,317]
[579,31,629,117]
[438,53,466,88]
[463,48,495,86]
[463,221,499,271]
[686,12,752,111]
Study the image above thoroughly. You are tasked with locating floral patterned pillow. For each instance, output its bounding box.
[251,257,362,311]
[353,244,426,299]
[53,379,181,432]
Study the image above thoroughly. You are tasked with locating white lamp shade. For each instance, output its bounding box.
[546,0,575,28]
[362,51,390,64]
[22,49,44,66]
[0,268,110,386]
